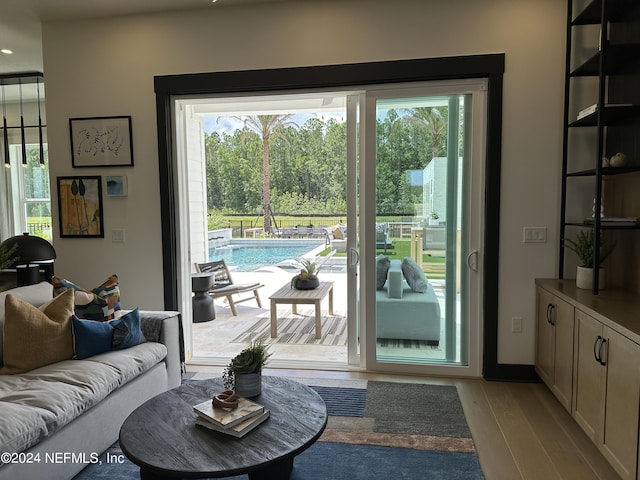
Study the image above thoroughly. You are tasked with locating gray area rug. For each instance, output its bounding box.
[365,381,471,438]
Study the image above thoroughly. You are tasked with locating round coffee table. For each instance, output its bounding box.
[119,376,327,479]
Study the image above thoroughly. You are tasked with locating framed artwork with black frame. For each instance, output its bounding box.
[69,115,134,167]
[57,176,104,238]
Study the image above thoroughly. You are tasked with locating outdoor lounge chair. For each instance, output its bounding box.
[195,260,263,316]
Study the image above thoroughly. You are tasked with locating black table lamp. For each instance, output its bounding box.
[0,233,56,286]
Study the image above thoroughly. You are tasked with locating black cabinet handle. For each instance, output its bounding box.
[547,304,555,325]
[594,336,603,363]
[599,338,607,366]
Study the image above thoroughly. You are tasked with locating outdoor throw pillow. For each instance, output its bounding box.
[401,257,428,293]
[0,289,75,374]
[72,308,145,359]
[376,255,390,290]
[53,274,121,321]
[331,226,344,240]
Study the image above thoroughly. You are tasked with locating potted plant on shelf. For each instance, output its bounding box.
[290,258,321,290]
[222,336,271,397]
[564,230,615,290]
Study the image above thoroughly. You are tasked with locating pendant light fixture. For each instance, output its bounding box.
[36,77,45,167]
[1,80,9,168]
[19,79,27,167]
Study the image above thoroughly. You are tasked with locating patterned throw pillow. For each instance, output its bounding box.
[376,255,390,290]
[401,257,428,293]
[53,274,121,321]
[0,290,75,374]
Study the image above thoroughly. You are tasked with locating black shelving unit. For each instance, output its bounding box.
[559,0,640,293]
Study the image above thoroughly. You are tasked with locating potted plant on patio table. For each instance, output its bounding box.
[290,258,321,290]
[223,336,271,397]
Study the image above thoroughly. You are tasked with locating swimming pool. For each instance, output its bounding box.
[208,240,324,272]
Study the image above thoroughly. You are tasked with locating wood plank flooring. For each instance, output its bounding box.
[186,365,622,480]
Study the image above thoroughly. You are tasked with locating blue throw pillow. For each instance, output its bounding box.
[112,308,145,350]
[71,316,114,359]
[71,308,146,359]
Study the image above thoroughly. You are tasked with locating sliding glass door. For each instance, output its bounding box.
[362,81,486,376]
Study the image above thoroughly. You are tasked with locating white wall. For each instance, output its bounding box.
[41,0,565,364]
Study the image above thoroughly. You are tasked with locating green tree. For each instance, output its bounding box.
[230,115,297,231]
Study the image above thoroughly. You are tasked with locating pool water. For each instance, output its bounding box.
[208,241,323,272]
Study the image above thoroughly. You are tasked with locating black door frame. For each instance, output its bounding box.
[154,54,536,381]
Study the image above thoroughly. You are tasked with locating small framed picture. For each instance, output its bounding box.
[57,176,104,238]
[105,175,128,196]
[69,116,134,167]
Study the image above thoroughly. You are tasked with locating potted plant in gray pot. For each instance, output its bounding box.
[223,336,271,397]
[564,230,615,290]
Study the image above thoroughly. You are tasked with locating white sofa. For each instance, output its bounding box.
[0,282,182,480]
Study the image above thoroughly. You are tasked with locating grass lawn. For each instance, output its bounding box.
[320,240,445,279]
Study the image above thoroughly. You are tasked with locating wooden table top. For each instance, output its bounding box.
[269,281,334,302]
[119,376,327,478]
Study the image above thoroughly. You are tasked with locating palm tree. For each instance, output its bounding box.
[398,107,447,160]
[231,114,296,232]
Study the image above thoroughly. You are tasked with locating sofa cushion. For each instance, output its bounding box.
[72,308,146,360]
[376,255,390,290]
[52,274,121,321]
[386,259,404,299]
[0,290,75,375]
[0,342,168,456]
[401,257,428,293]
[0,282,54,368]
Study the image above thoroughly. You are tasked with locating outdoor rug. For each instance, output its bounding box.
[72,380,484,479]
[232,310,445,355]
[232,309,348,346]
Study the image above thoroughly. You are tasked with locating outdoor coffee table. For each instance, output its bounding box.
[269,281,334,339]
[119,376,327,480]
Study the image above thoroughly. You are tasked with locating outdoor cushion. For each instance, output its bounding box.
[401,257,428,293]
[0,290,75,375]
[0,341,167,455]
[376,255,390,290]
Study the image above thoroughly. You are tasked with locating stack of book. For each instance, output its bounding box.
[193,397,270,438]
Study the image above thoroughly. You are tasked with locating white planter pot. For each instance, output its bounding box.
[576,266,606,290]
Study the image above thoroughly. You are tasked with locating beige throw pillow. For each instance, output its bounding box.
[0,289,75,374]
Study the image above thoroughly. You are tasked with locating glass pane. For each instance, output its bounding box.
[23,145,50,199]
[374,95,468,366]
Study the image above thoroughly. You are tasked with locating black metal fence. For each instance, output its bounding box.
[27,222,51,236]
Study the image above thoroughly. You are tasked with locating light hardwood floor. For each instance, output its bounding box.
[187,365,621,480]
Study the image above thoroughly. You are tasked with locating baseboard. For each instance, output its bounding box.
[483,363,540,383]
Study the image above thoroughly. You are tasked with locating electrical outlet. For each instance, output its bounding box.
[523,227,547,243]
[512,317,523,333]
